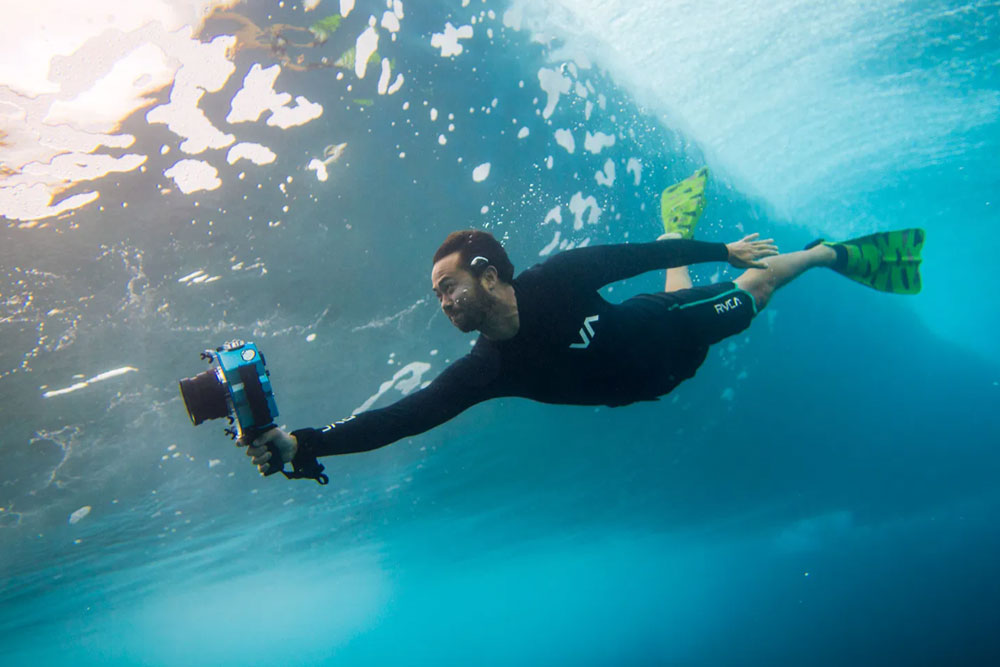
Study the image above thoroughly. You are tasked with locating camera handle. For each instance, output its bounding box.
[249,424,329,485]
[241,424,284,477]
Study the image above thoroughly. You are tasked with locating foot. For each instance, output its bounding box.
[660,167,708,240]
[805,242,839,268]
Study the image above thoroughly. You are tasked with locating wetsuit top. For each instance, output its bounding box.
[293,239,728,458]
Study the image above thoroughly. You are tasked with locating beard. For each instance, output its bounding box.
[446,285,490,332]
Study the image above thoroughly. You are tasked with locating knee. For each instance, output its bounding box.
[735,272,773,310]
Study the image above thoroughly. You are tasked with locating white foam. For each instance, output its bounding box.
[431,23,474,57]
[0,1,241,222]
[568,192,601,229]
[69,506,92,525]
[503,5,524,31]
[583,131,615,154]
[340,0,355,17]
[354,362,432,413]
[543,205,562,225]
[626,157,642,185]
[355,23,380,78]
[164,159,221,194]
[44,42,174,133]
[146,35,237,154]
[381,11,400,32]
[307,158,329,182]
[15,154,146,195]
[554,128,575,153]
[0,188,101,223]
[537,67,571,119]
[517,126,530,139]
[227,142,276,166]
[377,58,392,95]
[43,366,138,398]
[472,162,491,182]
[228,64,322,128]
[89,367,138,383]
[268,97,322,129]
[178,270,205,283]
[386,74,405,94]
[595,159,615,186]
[539,230,562,256]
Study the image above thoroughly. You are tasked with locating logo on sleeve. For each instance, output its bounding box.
[569,315,600,349]
[714,296,743,314]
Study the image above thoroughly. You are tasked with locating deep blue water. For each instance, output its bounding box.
[2,1,999,664]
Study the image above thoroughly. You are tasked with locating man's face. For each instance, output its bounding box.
[431,252,488,333]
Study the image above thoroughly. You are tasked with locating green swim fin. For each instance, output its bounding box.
[660,167,709,239]
[807,228,925,295]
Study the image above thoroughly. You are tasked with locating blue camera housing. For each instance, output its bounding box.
[216,340,278,434]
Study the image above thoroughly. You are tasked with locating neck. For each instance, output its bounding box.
[478,282,519,341]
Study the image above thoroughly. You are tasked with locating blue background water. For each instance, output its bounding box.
[2,1,998,664]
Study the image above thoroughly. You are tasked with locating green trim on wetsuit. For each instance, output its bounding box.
[670,286,758,316]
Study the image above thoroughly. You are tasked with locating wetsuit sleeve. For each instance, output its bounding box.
[291,355,494,458]
[542,239,728,292]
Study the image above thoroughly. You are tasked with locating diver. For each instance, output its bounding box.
[241,169,924,479]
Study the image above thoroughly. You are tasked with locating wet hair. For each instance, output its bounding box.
[433,230,515,283]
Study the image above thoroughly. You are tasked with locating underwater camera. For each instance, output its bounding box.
[178,340,326,483]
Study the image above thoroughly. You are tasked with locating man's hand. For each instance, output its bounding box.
[726,233,779,269]
[238,428,298,476]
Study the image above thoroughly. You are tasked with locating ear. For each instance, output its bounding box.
[480,264,499,290]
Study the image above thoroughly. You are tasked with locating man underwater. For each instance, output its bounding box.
[242,169,925,481]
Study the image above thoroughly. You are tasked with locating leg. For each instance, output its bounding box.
[658,232,693,292]
[665,266,692,292]
[657,169,709,292]
[735,244,837,310]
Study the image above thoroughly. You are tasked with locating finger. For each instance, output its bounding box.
[246,445,266,458]
[251,451,272,466]
[742,232,760,242]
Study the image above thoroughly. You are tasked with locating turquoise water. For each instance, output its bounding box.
[2,1,999,664]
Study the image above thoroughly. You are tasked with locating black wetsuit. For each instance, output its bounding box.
[292,239,756,459]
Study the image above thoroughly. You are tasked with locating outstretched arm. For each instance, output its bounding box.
[543,239,728,292]
[242,355,495,474]
[294,364,487,457]
[543,236,777,292]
